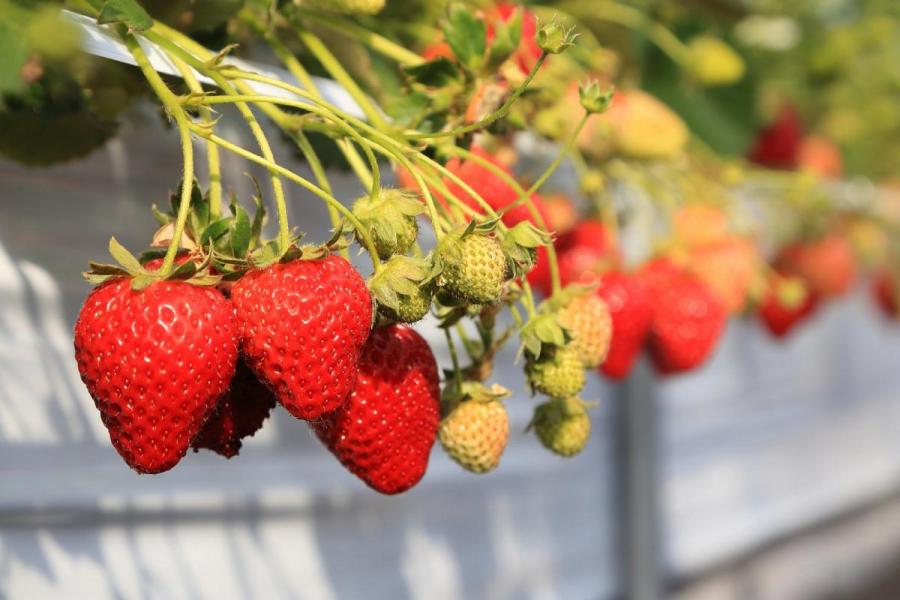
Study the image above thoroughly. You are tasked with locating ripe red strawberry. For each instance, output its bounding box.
[442,146,551,228]
[748,104,803,169]
[312,325,440,495]
[231,256,372,420]
[485,4,543,76]
[673,204,730,248]
[776,233,857,298]
[685,237,759,314]
[758,276,819,338]
[872,269,899,319]
[596,270,653,380]
[192,358,276,458]
[74,278,238,474]
[639,259,726,375]
[528,220,619,296]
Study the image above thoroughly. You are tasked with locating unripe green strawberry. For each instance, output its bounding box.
[351,189,422,260]
[380,282,433,323]
[532,397,591,457]
[557,294,612,368]
[299,0,385,15]
[370,255,433,323]
[526,345,585,398]
[439,232,507,304]
[439,394,509,474]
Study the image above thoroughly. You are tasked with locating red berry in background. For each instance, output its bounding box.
[486,4,543,76]
[798,135,843,179]
[192,357,276,458]
[639,258,727,375]
[312,325,440,495]
[748,104,803,169]
[74,278,238,474]
[231,255,372,421]
[776,233,857,298]
[685,237,759,315]
[872,269,899,319]
[596,270,654,380]
[758,278,819,339]
[528,220,619,296]
[443,146,550,228]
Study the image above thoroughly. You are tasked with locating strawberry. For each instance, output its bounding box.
[74,278,238,473]
[231,255,372,420]
[673,204,730,248]
[439,384,509,474]
[685,237,759,314]
[438,230,507,304]
[872,269,899,319]
[542,193,578,235]
[526,345,586,398]
[798,135,843,179]
[557,293,613,368]
[584,90,689,160]
[777,233,857,297]
[748,104,803,169]
[758,274,819,338]
[528,220,619,296]
[351,189,423,260]
[312,325,440,495]
[442,146,551,228]
[596,270,654,380]
[485,4,543,76]
[192,357,276,458]
[639,258,726,375]
[531,397,591,457]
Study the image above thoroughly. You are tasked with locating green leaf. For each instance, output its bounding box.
[486,6,521,70]
[230,205,251,258]
[170,259,198,279]
[0,21,29,95]
[200,217,231,245]
[403,58,463,88]
[108,237,142,274]
[130,274,157,291]
[250,240,283,268]
[444,5,486,72]
[97,0,153,32]
[250,194,265,249]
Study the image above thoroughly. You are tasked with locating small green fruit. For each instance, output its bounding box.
[526,345,585,398]
[532,397,591,457]
[440,233,507,305]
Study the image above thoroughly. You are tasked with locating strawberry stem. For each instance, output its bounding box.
[122,34,194,277]
[169,55,222,218]
[294,24,390,132]
[404,52,549,141]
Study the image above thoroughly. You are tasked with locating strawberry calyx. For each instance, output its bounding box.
[501,221,552,279]
[369,255,434,323]
[440,379,510,417]
[350,188,424,260]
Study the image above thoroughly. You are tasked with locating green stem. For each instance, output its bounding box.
[444,328,463,389]
[560,0,689,65]
[144,31,291,253]
[293,129,349,260]
[293,7,425,66]
[123,34,193,277]
[444,145,564,296]
[190,124,382,270]
[169,55,223,217]
[294,25,390,131]
[404,52,548,140]
[239,11,377,191]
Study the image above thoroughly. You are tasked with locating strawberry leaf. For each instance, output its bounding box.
[231,204,252,258]
[444,5,486,72]
[97,0,152,32]
[108,237,142,274]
